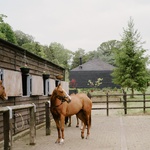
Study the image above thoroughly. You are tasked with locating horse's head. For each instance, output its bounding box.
[53,83,71,103]
[0,80,8,101]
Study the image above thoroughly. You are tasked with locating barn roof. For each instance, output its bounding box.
[71,58,114,71]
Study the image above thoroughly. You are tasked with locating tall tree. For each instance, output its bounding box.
[112,18,149,97]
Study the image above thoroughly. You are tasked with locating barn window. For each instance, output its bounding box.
[22,74,32,96]
[43,78,49,95]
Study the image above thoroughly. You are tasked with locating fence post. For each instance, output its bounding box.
[3,110,10,150]
[143,92,146,113]
[123,91,127,114]
[29,106,36,145]
[45,101,51,135]
[106,93,109,116]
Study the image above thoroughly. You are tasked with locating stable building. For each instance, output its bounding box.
[0,38,68,142]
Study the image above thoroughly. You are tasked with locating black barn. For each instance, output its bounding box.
[69,58,119,89]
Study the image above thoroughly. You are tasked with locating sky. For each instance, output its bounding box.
[1,0,150,54]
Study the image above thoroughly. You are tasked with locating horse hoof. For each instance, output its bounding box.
[76,125,79,128]
[55,140,59,144]
[59,138,64,144]
[81,134,84,139]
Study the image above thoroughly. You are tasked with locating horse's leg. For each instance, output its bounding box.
[77,110,86,139]
[60,115,65,144]
[77,111,92,139]
[76,115,79,128]
[85,111,92,139]
[65,117,68,125]
[81,122,86,139]
[80,120,84,130]
[68,116,71,127]
[85,114,90,139]
[76,115,84,129]
[53,117,61,143]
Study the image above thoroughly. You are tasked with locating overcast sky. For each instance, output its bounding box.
[1,0,150,54]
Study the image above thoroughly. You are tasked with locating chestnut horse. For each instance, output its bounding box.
[0,80,7,100]
[50,83,92,144]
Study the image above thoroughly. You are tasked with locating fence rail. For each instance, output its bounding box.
[0,104,36,150]
[92,92,150,116]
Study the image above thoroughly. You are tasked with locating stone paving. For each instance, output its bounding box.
[2,104,150,150]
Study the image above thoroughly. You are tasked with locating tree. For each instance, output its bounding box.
[45,42,73,69]
[22,42,46,58]
[71,48,90,69]
[14,30,34,46]
[112,17,149,97]
[0,14,17,44]
[97,40,121,66]
[85,50,98,61]
[0,14,7,22]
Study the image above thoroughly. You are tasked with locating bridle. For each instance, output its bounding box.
[53,93,71,108]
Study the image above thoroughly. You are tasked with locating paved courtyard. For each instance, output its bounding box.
[2,104,150,150]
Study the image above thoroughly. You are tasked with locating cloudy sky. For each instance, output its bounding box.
[1,0,150,54]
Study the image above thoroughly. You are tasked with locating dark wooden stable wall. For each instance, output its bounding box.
[0,38,66,141]
[0,38,64,77]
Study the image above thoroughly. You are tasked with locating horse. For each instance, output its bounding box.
[0,80,7,100]
[50,83,92,144]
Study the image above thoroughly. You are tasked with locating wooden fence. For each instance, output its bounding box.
[92,92,150,116]
[0,104,36,150]
[0,102,52,150]
[0,96,48,143]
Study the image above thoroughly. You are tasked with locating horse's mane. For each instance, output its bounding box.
[50,83,61,102]
[50,87,56,101]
